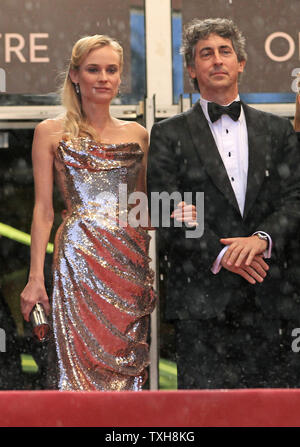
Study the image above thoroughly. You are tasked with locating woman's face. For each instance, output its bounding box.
[70,45,121,105]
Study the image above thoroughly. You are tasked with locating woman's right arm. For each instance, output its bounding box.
[294,94,300,132]
[20,120,57,322]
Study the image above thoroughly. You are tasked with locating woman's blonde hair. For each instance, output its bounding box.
[60,34,123,140]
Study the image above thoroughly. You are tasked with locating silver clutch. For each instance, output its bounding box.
[30,303,50,342]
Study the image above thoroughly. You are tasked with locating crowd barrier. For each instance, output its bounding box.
[1,389,300,427]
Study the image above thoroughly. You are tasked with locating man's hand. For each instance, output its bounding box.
[220,235,268,267]
[221,254,269,284]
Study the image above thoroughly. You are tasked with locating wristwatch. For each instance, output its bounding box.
[255,232,269,247]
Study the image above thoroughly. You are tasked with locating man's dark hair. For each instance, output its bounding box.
[181,18,247,91]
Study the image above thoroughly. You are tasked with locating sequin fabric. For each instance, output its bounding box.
[52,138,156,391]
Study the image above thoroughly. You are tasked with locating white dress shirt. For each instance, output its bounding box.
[200,95,248,216]
[198,96,272,273]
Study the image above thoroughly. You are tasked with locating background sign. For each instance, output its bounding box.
[0,0,131,94]
[181,0,300,93]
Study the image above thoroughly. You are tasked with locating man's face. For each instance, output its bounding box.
[188,33,246,101]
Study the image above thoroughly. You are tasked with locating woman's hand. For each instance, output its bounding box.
[171,201,198,227]
[20,278,50,322]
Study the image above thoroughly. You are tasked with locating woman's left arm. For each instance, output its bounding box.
[132,123,151,228]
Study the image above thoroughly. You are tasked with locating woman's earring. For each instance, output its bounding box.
[75,83,80,95]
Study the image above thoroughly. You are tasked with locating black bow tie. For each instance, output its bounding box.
[208,101,241,123]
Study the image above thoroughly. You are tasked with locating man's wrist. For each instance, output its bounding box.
[253,233,268,252]
[254,232,269,247]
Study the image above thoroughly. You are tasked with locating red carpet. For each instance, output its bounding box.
[1,389,300,427]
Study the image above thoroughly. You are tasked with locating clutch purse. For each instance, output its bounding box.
[30,303,50,342]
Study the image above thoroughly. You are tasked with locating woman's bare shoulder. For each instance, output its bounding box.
[35,117,64,137]
[127,120,148,134]
[33,118,65,151]
[123,121,149,149]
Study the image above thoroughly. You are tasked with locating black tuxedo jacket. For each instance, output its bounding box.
[148,100,300,322]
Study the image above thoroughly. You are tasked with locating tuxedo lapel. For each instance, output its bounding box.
[242,103,271,220]
[185,101,240,214]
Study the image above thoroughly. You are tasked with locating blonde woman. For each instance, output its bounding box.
[20,35,156,391]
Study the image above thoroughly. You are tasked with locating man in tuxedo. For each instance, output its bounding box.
[148,18,300,389]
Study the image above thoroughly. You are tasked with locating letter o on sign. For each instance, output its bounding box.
[265,32,295,62]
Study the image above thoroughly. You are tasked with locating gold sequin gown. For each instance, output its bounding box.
[52,137,156,391]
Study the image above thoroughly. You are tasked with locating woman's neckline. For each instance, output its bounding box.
[59,136,141,149]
